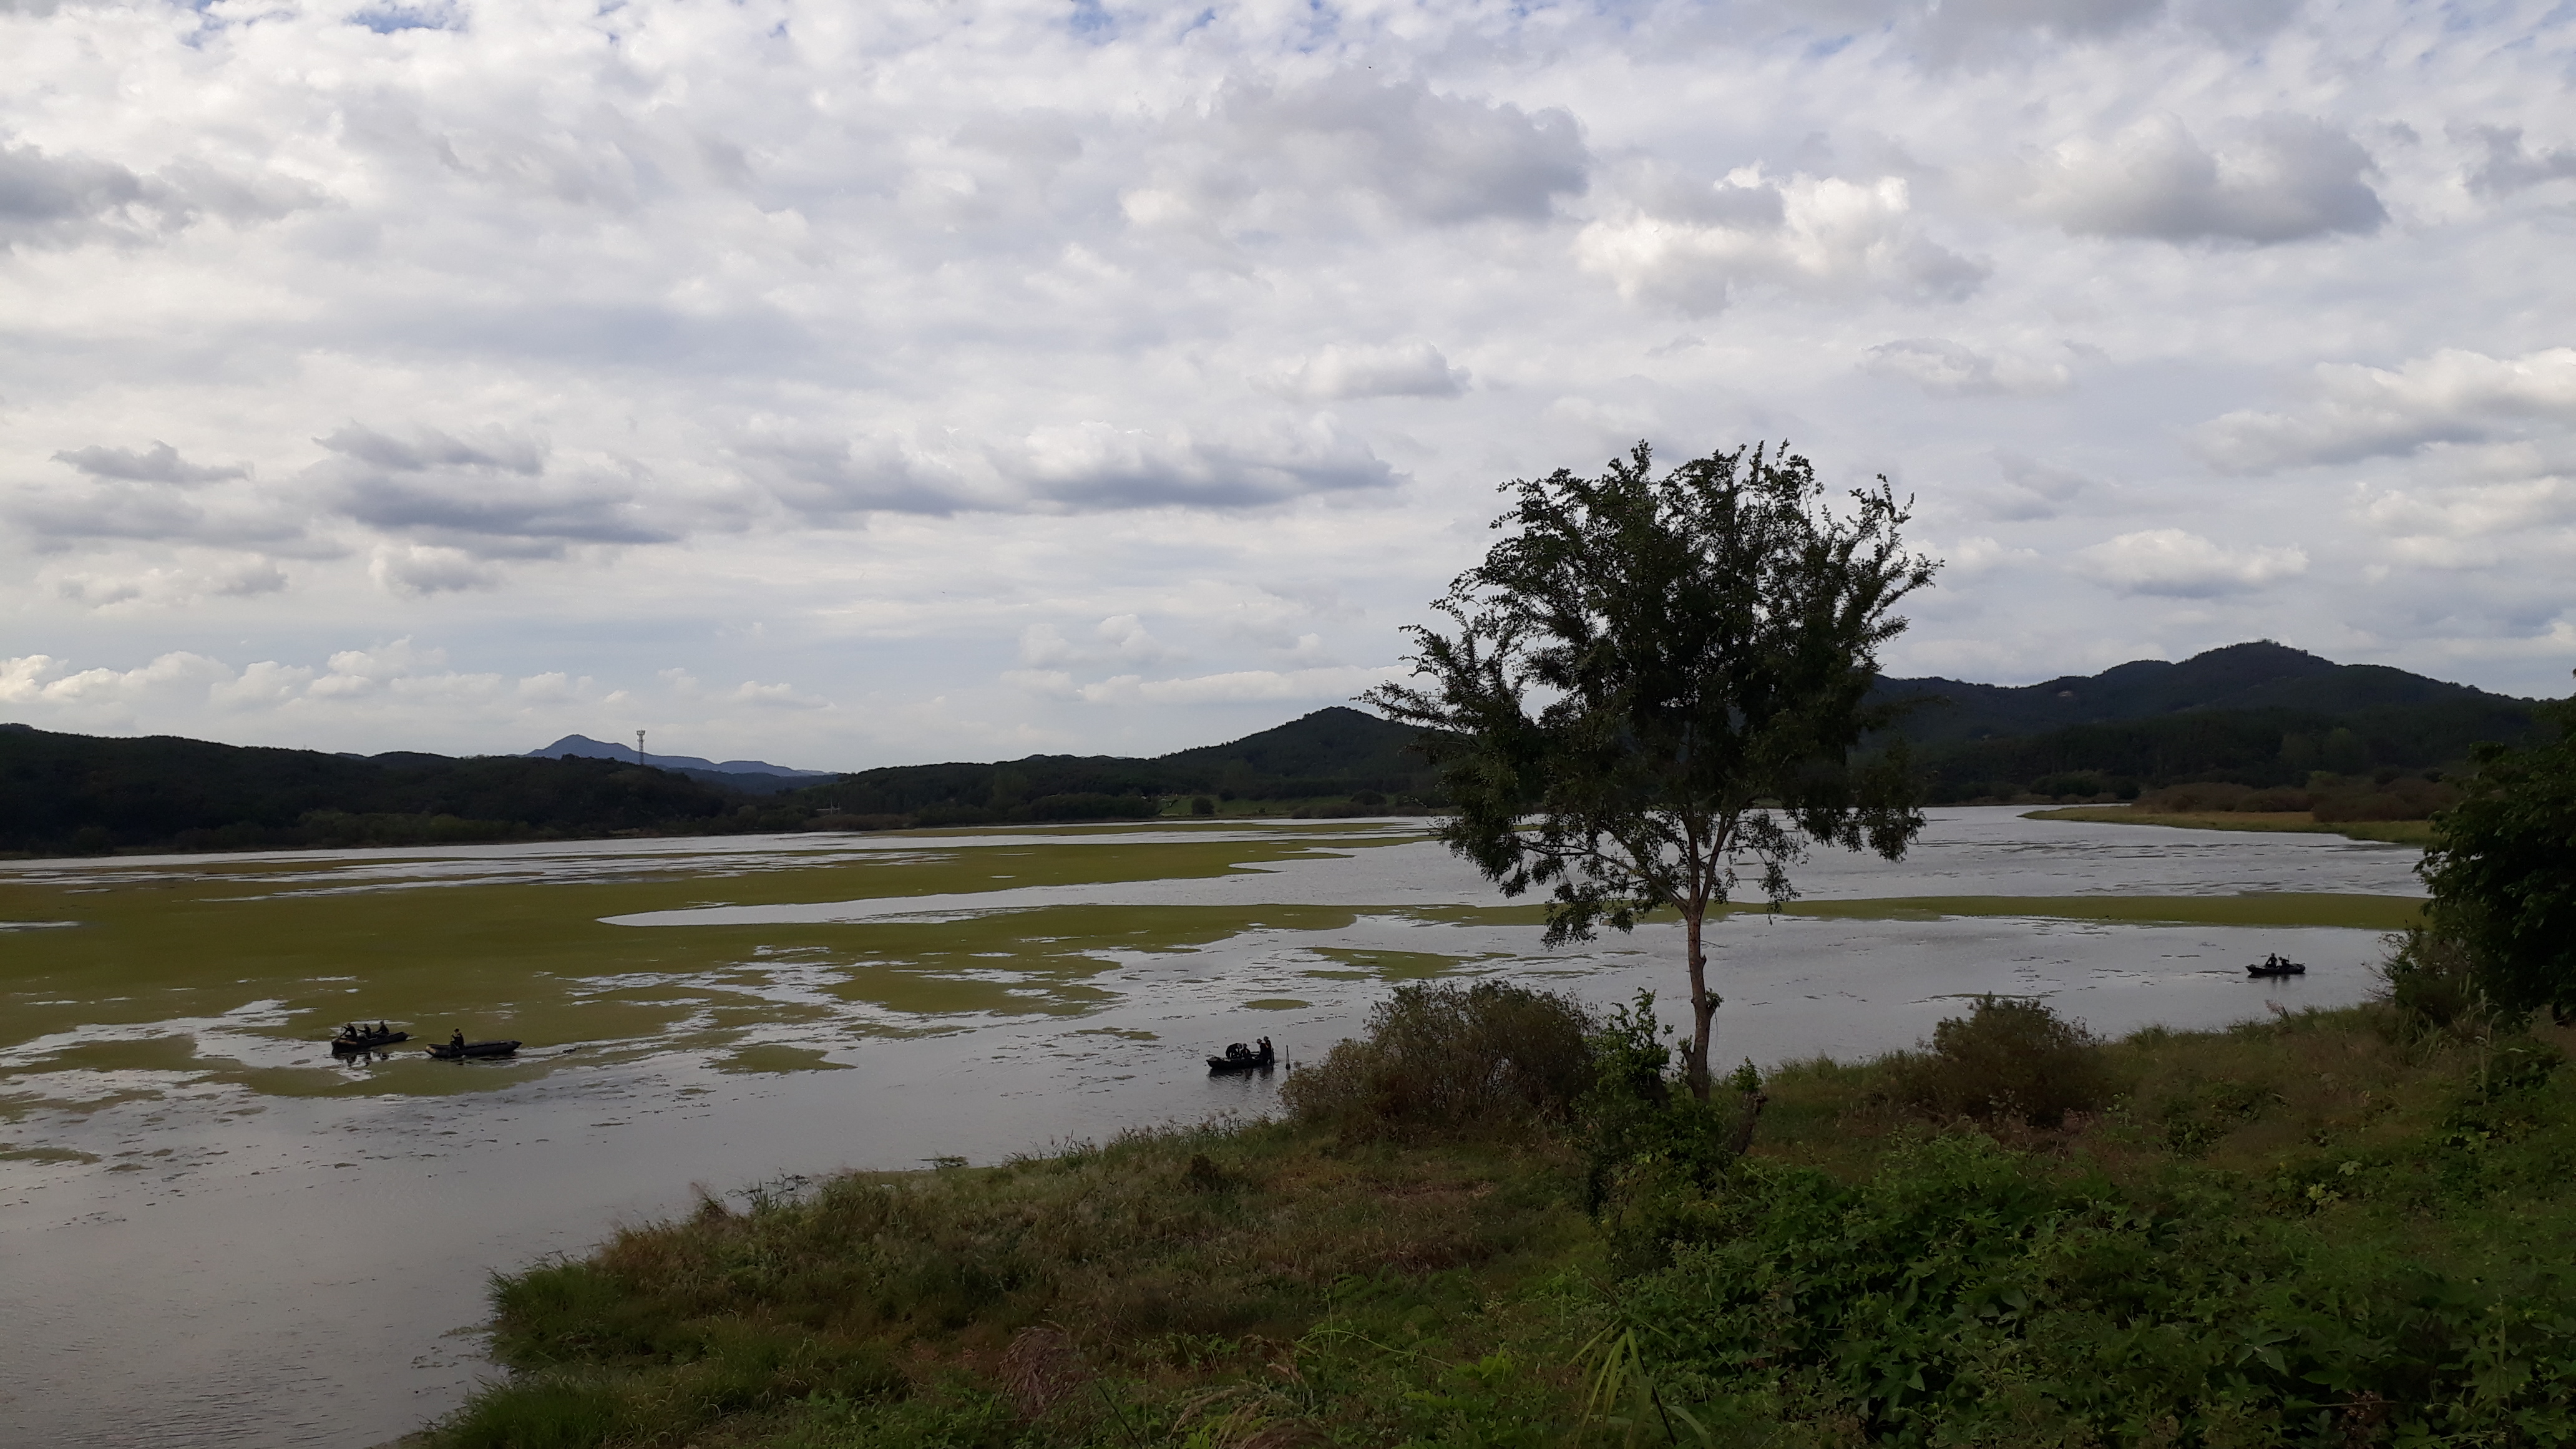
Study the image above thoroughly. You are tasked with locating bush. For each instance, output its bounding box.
[1881,995,2113,1127]
[1281,980,1596,1138]
[2379,924,2490,1035]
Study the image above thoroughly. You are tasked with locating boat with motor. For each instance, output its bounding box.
[1206,1038,1276,1075]
[427,1038,522,1060]
[2247,955,2306,978]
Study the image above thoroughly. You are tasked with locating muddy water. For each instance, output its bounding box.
[0,809,2423,1448]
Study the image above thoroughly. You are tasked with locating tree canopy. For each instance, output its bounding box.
[2419,687,2576,1022]
[1365,441,1938,1093]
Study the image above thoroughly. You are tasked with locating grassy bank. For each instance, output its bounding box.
[2022,806,2437,847]
[426,1000,2576,1448]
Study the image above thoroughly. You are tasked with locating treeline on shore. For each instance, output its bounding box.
[0,707,1442,857]
[6,640,2553,857]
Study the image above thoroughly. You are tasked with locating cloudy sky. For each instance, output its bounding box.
[3,0,2572,768]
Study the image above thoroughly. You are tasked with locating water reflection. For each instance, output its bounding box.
[0,809,2422,1448]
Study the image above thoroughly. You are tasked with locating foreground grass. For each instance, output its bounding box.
[2024,806,2437,847]
[430,1008,2576,1448]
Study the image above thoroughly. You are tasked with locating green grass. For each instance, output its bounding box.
[423,1005,2576,1448]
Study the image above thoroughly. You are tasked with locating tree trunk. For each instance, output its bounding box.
[1683,904,1716,1100]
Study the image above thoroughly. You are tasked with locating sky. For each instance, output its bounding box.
[3,0,2574,769]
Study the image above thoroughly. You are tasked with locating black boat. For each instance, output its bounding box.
[329,1028,409,1054]
[1206,1040,1275,1075]
[2247,956,2307,978]
[427,1039,522,1060]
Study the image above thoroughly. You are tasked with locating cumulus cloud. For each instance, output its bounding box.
[1863,338,2069,396]
[52,441,248,484]
[2459,124,2576,198]
[2193,348,2576,473]
[1265,342,1468,401]
[1123,74,1588,240]
[2076,529,2308,596]
[308,424,675,557]
[0,133,322,248]
[1577,169,1986,315]
[1004,418,1398,510]
[2021,114,2385,244]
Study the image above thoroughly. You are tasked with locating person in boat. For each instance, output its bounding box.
[1224,1042,1251,1062]
[451,1029,466,1050]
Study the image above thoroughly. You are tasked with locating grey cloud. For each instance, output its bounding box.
[5,481,308,549]
[2459,125,2576,198]
[733,434,982,520]
[1864,338,2068,396]
[1266,342,1468,401]
[1129,74,1587,237]
[310,424,673,555]
[2194,348,2576,473]
[2026,113,2384,244]
[1918,0,2165,59]
[1008,421,1398,511]
[1983,451,2094,520]
[53,441,248,484]
[316,423,545,475]
[0,137,147,248]
[0,135,324,250]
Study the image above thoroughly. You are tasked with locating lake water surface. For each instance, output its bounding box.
[0,809,2425,1448]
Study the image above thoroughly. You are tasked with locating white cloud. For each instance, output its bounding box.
[1072,664,1402,706]
[2020,113,2385,245]
[1578,170,1985,315]
[2076,529,2308,597]
[1265,342,1468,401]
[2194,348,2576,473]
[1864,338,2069,396]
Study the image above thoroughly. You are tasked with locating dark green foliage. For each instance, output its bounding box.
[437,1377,633,1449]
[1367,441,1934,1093]
[1613,1133,2576,1447]
[1280,980,1597,1138]
[1882,995,2115,1127]
[2419,695,2576,1021]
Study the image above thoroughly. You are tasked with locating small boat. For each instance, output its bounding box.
[427,1039,522,1061]
[2247,958,2306,978]
[330,1028,409,1054]
[1206,1042,1276,1075]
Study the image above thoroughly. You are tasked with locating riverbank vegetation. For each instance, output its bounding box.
[427,978,2576,1448]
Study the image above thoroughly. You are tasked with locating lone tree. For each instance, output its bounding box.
[2417,682,2576,1023]
[1365,441,1938,1096]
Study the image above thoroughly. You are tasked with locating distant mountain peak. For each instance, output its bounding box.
[525,734,831,778]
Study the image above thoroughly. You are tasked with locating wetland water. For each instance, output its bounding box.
[0,808,2424,1448]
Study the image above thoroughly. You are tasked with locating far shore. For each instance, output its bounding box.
[2024,803,2436,847]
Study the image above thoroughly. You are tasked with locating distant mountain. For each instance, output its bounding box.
[1873,641,2510,745]
[1871,642,2539,801]
[527,734,834,779]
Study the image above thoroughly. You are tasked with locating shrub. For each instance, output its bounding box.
[2379,924,2489,1035]
[1881,995,2112,1126]
[1281,980,1595,1138]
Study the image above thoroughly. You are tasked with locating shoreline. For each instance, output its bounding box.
[2022,803,2437,847]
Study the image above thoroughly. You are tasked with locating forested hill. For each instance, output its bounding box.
[1873,640,2509,744]
[791,706,1435,826]
[1873,642,2542,802]
[0,707,1435,856]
